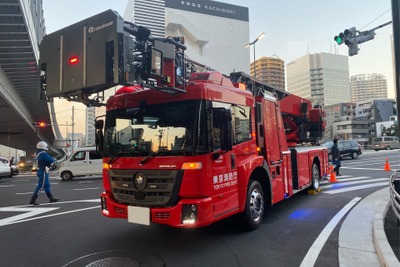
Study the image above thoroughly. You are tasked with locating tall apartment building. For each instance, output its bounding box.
[85,107,96,147]
[350,73,388,102]
[250,55,285,90]
[287,53,350,107]
[124,0,250,75]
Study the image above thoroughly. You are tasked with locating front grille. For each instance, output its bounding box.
[109,169,183,206]
[113,206,126,216]
[154,212,171,220]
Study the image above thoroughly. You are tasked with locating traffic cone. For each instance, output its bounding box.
[329,165,338,183]
[384,157,391,171]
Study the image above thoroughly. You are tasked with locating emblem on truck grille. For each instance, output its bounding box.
[133,171,147,191]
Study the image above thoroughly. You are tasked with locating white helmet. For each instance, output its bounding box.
[36,141,49,150]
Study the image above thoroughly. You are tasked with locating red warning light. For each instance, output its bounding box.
[68,56,79,65]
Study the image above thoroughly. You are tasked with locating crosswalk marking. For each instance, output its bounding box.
[320,175,389,194]
[323,182,389,194]
[321,178,388,189]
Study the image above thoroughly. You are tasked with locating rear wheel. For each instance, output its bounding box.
[311,163,320,191]
[386,146,391,150]
[242,180,265,230]
[351,151,358,159]
[61,171,73,181]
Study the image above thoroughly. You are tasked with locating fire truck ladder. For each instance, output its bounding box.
[229,71,290,100]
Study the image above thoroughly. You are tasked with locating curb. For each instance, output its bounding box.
[373,193,400,267]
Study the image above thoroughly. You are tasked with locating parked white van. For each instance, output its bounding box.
[59,147,103,181]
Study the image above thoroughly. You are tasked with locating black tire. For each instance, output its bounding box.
[61,171,73,181]
[351,151,358,159]
[311,163,320,191]
[386,146,391,150]
[242,180,265,230]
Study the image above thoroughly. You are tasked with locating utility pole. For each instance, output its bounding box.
[72,106,75,152]
[392,0,400,138]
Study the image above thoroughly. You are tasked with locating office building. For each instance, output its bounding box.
[350,73,388,102]
[85,107,96,147]
[251,55,285,90]
[287,53,350,107]
[124,0,250,75]
[323,102,356,140]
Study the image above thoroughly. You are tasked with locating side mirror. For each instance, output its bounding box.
[95,119,104,130]
[95,118,104,154]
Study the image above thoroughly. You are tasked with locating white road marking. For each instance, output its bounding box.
[299,197,361,267]
[323,182,388,194]
[340,167,385,171]
[73,187,100,191]
[0,185,15,188]
[0,199,100,227]
[0,206,59,226]
[321,178,388,189]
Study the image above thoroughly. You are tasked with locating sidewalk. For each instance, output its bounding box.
[338,187,399,267]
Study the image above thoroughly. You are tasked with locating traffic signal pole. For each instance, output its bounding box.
[391,0,400,137]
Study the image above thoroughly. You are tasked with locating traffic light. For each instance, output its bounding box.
[335,27,359,56]
[334,32,345,45]
[343,27,358,56]
[32,122,47,127]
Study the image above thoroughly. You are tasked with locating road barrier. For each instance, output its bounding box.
[389,170,400,222]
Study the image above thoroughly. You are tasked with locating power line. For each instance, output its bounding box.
[360,8,391,30]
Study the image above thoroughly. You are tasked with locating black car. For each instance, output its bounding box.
[322,140,362,161]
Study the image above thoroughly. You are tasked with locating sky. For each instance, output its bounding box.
[42,0,394,134]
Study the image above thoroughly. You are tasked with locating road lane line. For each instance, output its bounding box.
[0,206,100,227]
[320,178,388,189]
[73,187,100,191]
[323,182,388,194]
[299,197,361,267]
[340,167,385,171]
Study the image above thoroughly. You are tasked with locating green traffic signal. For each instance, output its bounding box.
[334,35,343,45]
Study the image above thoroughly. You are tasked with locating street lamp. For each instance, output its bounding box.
[244,32,265,77]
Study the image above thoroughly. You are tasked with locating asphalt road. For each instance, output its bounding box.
[0,149,397,267]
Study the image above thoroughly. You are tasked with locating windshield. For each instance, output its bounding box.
[103,100,208,157]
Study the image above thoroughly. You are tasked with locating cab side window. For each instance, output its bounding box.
[89,151,102,160]
[232,105,251,145]
[71,151,85,161]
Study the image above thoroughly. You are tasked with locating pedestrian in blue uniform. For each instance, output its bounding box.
[29,141,59,206]
[331,138,342,176]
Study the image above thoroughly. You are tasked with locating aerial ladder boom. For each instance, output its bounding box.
[229,72,325,144]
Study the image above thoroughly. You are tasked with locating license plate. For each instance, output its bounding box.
[127,206,150,226]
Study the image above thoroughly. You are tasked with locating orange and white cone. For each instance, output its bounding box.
[384,157,391,171]
[329,165,338,183]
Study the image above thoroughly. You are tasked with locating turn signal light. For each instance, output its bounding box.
[181,162,202,170]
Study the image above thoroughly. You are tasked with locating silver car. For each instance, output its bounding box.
[0,157,11,179]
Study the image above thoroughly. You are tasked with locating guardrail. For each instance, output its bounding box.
[389,170,400,222]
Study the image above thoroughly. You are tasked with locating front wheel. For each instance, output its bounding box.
[351,151,358,159]
[386,146,391,150]
[61,171,73,181]
[242,180,265,230]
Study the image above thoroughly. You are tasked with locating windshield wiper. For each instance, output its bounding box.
[107,151,130,164]
[140,152,158,165]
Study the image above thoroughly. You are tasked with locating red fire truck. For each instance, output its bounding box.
[39,10,329,230]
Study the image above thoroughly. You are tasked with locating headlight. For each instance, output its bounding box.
[182,204,197,224]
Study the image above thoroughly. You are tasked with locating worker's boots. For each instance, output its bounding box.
[46,193,60,203]
[29,195,39,206]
